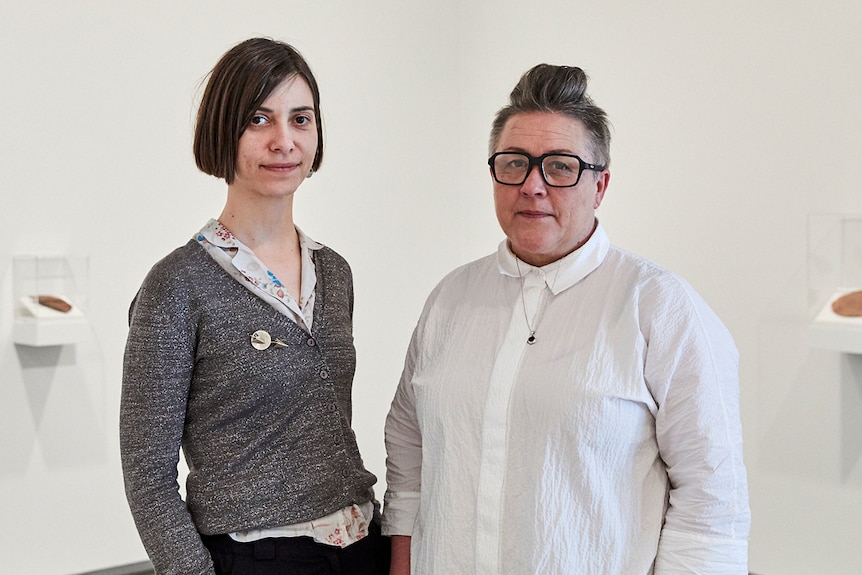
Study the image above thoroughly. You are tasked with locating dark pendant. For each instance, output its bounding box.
[527,333,536,345]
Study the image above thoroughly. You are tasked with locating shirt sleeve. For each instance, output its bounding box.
[643,277,751,574]
[381,320,424,536]
[119,262,215,575]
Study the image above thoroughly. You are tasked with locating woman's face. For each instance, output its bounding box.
[492,112,609,267]
[230,76,318,201]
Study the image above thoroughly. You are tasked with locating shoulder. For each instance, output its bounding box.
[431,253,496,295]
[130,241,213,323]
[143,240,211,284]
[604,245,670,280]
[418,253,498,317]
[135,241,221,301]
[439,253,497,287]
[314,245,352,275]
[603,246,696,300]
[604,246,734,345]
[314,245,353,291]
[313,246,355,308]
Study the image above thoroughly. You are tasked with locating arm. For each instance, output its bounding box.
[119,264,215,575]
[645,279,750,574]
[389,535,412,575]
[381,324,425,571]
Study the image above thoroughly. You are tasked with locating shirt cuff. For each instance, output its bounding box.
[655,528,749,574]
[380,490,420,536]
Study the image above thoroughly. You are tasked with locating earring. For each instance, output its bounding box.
[306,169,314,179]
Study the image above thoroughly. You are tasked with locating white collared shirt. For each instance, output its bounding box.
[383,223,750,573]
[196,219,372,547]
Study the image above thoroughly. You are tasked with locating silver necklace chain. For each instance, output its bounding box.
[514,256,561,345]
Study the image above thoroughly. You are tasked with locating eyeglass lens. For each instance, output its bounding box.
[492,153,582,187]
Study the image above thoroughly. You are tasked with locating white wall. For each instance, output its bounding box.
[1,1,860,573]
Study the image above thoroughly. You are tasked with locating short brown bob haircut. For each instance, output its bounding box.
[194,38,324,184]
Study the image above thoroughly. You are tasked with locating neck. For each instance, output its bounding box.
[218,191,304,301]
[218,191,298,251]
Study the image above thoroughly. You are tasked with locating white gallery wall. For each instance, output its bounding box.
[1,1,861,573]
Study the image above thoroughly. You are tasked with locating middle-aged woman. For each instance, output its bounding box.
[120,38,388,575]
[383,64,750,574]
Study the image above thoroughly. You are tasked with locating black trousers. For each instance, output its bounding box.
[201,521,390,575]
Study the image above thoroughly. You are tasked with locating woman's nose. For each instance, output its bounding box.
[270,123,294,152]
[520,165,548,195]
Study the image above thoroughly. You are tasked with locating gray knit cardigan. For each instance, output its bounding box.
[120,240,377,575]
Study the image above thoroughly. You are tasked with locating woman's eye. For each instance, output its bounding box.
[250,115,268,126]
[294,115,311,126]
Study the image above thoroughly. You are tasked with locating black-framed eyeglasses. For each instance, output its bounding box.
[488,152,606,188]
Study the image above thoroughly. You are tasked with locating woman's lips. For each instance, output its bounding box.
[262,163,299,172]
[518,210,551,218]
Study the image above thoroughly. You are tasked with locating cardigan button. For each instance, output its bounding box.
[320,370,329,380]
[306,338,316,347]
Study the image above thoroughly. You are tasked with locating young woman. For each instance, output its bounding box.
[120,38,388,575]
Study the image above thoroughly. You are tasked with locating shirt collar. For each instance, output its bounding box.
[198,218,324,251]
[497,220,610,295]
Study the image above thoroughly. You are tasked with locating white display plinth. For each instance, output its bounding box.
[13,295,88,347]
[809,289,862,354]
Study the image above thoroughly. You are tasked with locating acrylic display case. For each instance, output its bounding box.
[12,255,89,347]
[808,214,862,354]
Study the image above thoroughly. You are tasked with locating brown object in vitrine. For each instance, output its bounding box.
[831,290,862,317]
[36,295,72,313]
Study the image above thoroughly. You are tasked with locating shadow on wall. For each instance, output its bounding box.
[0,340,107,475]
[842,355,862,480]
[756,250,862,486]
[71,561,153,575]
